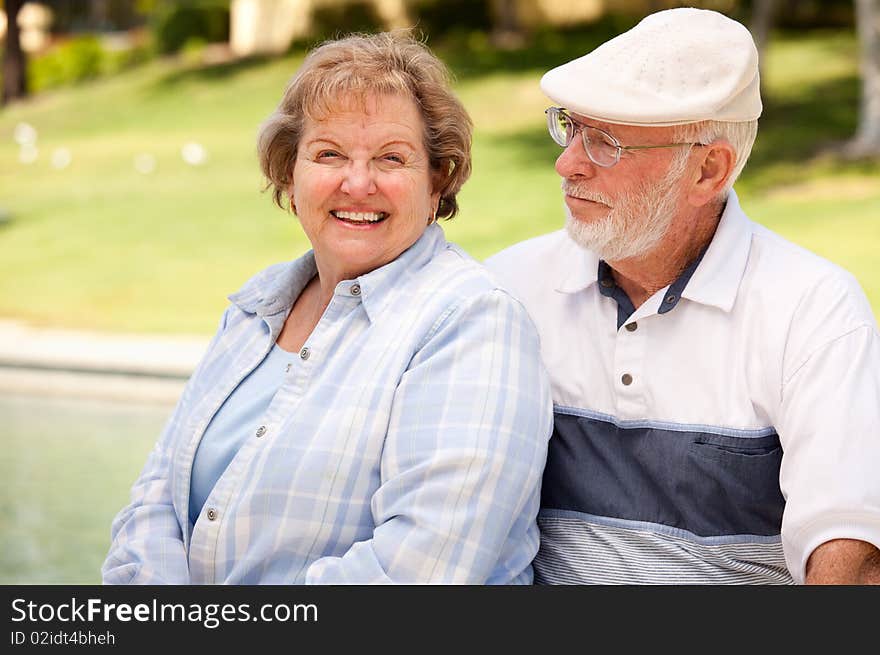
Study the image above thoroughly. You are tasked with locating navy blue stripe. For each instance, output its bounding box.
[597,246,707,329]
[597,260,635,329]
[542,411,785,537]
[657,244,707,315]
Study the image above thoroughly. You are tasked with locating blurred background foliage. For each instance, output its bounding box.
[1,1,869,92]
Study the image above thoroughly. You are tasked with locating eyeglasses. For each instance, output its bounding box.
[545,107,700,168]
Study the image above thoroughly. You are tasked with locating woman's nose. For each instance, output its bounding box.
[340,160,377,198]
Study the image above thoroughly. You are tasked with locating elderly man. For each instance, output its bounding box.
[487,7,880,584]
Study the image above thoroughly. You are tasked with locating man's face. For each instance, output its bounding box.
[555,116,692,262]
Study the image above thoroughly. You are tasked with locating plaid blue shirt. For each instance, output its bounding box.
[103,224,552,584]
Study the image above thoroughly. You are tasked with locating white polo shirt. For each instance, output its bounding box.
[486,191,880,584]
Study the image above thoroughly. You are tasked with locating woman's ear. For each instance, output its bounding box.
[688,140,736,207]
[428,169,444,220]
[430,160,453,215]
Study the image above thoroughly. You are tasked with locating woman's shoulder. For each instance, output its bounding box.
[419,241,517,302]
[399,243,544,358]
[398,241,537,332]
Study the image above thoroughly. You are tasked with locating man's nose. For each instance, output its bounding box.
[340,160,377,197]
[555,137,596,180]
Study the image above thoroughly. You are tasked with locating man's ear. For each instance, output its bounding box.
[687,140,736,207]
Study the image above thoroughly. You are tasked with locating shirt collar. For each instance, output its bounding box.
[227,223,447,324]
[555,234,600,294]
[228,252,317,318]
[553,189,753,314]
[354,222,447,322]
[681,189,753,313]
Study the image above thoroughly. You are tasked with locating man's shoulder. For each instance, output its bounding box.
[750,222,842,277]
[485,229,572,273]
[484,230,578,305]
[748,222,865,300]
[742,221,876,332]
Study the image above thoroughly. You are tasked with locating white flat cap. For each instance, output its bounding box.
[540,7,762,126]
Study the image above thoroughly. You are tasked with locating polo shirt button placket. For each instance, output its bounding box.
[613,309,648,417]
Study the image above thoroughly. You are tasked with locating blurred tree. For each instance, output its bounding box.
[41,0,144,32]
[89,0,109,29]
[845,0,880,156]
[152,1,229,55]
[750,0,778,58]
[750,0,779,96]
[490,0,525,48]
[2,0,28,104]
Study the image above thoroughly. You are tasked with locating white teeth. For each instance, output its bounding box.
[333,210,386,223]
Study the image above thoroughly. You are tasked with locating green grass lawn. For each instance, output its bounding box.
[1,28,878,334]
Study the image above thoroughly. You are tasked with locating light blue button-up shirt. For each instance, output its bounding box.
[188,344,299,526]
[103,224,553,584]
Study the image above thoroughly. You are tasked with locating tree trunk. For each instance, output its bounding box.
[490,0,525,49]
[750,0,779,94]
[844,0,880,157]
[2,0,28,105]
[89,0,110,31]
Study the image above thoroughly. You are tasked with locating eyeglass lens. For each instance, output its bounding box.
[547,109,619,166]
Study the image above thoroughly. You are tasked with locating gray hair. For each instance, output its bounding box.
[673,120,758,197]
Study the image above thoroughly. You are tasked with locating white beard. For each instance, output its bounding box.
[563,151,690,261]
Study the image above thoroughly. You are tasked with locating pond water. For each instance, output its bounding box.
[0,393,172,583]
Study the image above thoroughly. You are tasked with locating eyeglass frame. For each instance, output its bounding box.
[545,107,702,168]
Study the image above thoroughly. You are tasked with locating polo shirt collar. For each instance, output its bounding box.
[681,189,754,313]
[556,234,599,294]
[553,189,753,315]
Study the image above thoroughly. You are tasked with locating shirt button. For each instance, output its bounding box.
[255,425,267,438]
[600,278,614,288]
[300,347,310,360]
[350,284,361,296]
[625,322,638,332]
[665,294,677,304]
[621,373,633,386]
[206,508,218,521]
[285,363,291,373]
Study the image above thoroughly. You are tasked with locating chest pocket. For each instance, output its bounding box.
[542,411,785,537]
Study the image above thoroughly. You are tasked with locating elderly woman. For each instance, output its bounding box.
[102,32,552,584]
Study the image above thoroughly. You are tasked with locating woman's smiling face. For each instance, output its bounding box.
[291,92,440,284]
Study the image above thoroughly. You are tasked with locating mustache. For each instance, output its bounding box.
[561,181,612,207]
